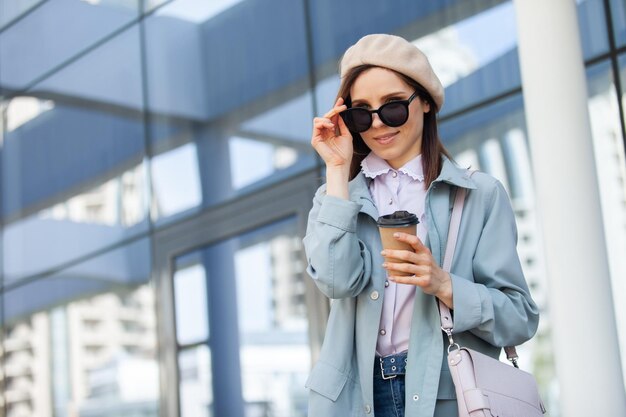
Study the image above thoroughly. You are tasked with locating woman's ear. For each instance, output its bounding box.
[422,99,431,114]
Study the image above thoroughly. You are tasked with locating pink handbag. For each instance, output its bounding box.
[438,181,546,417]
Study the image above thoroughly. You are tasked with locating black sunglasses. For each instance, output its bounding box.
[340,92,419,133]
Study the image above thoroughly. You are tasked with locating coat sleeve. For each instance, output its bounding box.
[303,186,373,299]
[450,179,540,347]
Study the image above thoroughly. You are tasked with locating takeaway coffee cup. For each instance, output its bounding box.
[376,211,419,276]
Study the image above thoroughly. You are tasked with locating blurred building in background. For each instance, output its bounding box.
[0,0,624,416]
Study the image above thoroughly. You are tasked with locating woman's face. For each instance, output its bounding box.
[349,67,430,170]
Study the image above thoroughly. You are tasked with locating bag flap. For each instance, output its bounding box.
[305,361,350,401]
[488,390,546,417]
[465,348,544,411]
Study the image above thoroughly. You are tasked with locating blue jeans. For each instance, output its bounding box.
[373,351,458,417]
[373,352,407,417]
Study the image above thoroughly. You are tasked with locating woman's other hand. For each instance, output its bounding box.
[381,232,454,308]
[311,97,352,169]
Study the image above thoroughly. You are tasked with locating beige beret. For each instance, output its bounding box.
[340,34,444,111]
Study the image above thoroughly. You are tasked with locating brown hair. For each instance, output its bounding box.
[337,65,453,188]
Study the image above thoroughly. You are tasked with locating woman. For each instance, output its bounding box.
[303,34,539,417]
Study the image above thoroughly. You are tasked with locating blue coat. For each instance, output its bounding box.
[303,158,539,417]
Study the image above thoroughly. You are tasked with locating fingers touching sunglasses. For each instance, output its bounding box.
[340,92,418,133]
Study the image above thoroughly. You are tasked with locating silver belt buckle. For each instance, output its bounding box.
[379,357,396,380]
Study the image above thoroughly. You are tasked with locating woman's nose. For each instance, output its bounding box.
[371,112,385,128]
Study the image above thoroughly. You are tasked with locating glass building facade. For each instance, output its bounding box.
[0,0,624,416]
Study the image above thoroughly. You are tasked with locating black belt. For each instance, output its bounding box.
[376,351,408,380]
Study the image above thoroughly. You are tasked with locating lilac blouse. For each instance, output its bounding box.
[361,152,428,357]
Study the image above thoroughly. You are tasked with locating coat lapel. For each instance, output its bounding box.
[425,158,477,266]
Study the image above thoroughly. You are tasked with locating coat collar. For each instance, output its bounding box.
[348,157,476,200]
[347,156,475,221]
[432,157,477,190]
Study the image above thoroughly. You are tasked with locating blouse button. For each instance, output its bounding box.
[392,171,398,178]
[388,198,393,205]
[379,329,386,336]
[385,280,389,288]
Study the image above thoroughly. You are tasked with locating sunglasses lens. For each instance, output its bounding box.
[340,98,412,133]
[379,102,409,127]
[341,109,372,133]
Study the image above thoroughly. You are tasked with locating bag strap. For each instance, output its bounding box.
[437,170,520,367]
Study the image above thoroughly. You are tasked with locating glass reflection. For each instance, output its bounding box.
[146,0,244,19]
[31,24,144,110]
[40,163,147,228]
[178,345,213,417]
[3,161,149,284]
[418,2,520,116]
[480,138,511,194]
[174,263,209,346]
[576,0,609,59]
[227,91,314,193]
[144,0,315,220]
[610,0,626,46]
[416,2,518,88]
[174,218,309,416]
[0,0,140,91]
[151,143,202,220]
[1,239,158,417]
[4,96,55,132]
[231,220,308,416]
[1,23,148,283]
[591,58,626,385]
[0,0,44,29]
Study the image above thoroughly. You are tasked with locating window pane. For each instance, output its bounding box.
[0,0,140,91]
[420,2,521,116]
[1,25,148,284]
[175,217,309,416]
[0,0,44,29]
[2,238,159,417]
[150,143,202,220]
[144,0,242,17]
[178,345,213,417]
[174,263,209,346]
[610,0,626,46]
[144,0,315,222]
[232,220,308,416]
[576,0,610,59]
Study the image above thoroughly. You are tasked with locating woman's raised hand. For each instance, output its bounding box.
[311,97,352,168]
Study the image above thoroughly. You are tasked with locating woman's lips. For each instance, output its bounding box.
[374,131,399,145]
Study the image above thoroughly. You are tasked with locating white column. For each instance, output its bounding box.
[513,1,626,416]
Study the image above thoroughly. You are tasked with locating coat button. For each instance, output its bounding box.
[370,291,379,300]
[365,404,372,414]
[413,394,419,401]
